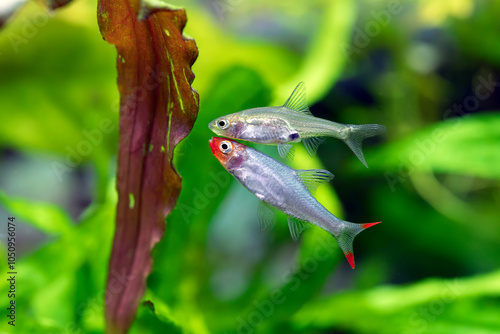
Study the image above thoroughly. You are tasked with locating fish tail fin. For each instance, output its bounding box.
[333,220,381,269]
[343,124,386,167]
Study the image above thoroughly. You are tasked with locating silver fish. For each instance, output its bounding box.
[208,82,386,167]
[209,137,380,269]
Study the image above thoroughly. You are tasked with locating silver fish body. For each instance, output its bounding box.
[231,143,343,236]
[209,82,386,167]
[209,137,380,268]
[222,106,349,143]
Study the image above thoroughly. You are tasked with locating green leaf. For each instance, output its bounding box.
[0,181,117,334]
[366,113,500,179]
[293,269,500,334]
[130,291,188,334]
[0,190,73,234]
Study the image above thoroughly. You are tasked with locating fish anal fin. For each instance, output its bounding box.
[277,143,295,161]
[287,216,309,241]
[296,169,334,195]
[258,201,276,230]
[303,137,325,156]
[283,82,312,115]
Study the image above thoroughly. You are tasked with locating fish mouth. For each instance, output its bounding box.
[208,120,217,132]
[208,137,218,155]
[208,126,222,137]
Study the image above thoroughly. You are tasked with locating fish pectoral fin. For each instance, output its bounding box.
[283,82,312,115]
[296,169,334,195]
[287,216,310,241]
[277,143,295,161]
[258,201,276,230]
[303,137,325,156]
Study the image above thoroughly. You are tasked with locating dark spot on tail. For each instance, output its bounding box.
[289,133,299,140]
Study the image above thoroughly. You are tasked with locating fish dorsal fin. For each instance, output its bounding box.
[283,82,312,115]
[277,143,295,161]
[303,137,325,156]
[296,169,334,195]
[258,201,276,230]
[287,216,309,241]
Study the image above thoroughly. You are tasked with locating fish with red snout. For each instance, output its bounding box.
[209,137,380,268]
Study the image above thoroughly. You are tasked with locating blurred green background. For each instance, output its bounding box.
[1,0,500,333]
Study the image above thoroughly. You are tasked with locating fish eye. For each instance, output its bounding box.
[219,141,232,154]
[217,118,229,130]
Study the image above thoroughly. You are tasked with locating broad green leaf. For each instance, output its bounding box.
[365,113,500,179]
[293,269,500,334]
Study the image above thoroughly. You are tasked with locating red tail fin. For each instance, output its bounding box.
[335,221,381,269]
[362,222,381,229]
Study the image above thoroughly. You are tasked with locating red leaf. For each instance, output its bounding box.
[97,0,199,332]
